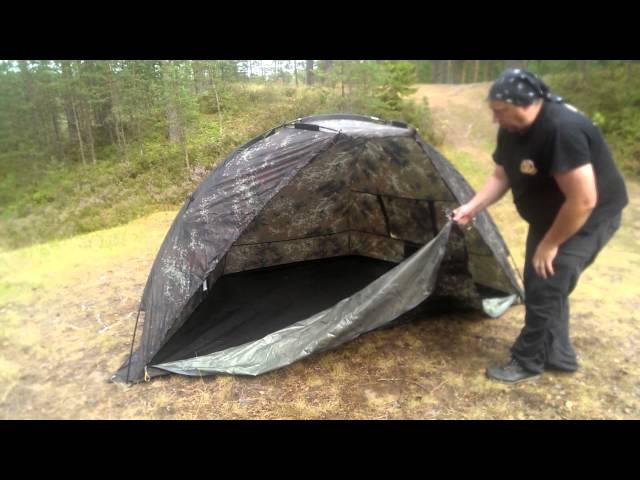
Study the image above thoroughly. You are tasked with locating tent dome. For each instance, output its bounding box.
[114,114,522,383]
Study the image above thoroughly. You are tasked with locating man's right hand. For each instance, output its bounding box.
[450,165,510,226]
[452,203,475,226]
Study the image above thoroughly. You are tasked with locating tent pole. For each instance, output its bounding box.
[125,307,142,383]
[508,252,525,294]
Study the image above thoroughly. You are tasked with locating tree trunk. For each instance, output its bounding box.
[461,61,468,84]
[305,60,314,86]
[88,127,97,165]
[163,61,182,144]
[211,73,224,135]
[51,110,65,161]
[446,60,453,84]
[17,60,48,152]
[192,61,202,96]
[108,63,129,162]
[318,60,334,85]
[473,60,480,83]
[107,118,116,146]
[432,60,446,83]
[40,109,53,157]
[83,103,97,166]
[486,60,504,81]
[450,60,462,84]
[71,99,86,166]
[60,61,76,141]
[64,103,76,139]
[184,128,190,170]
[207,64,216,89]
[85,61,113,147]
[119,122,129,163]
[294,60,298,87]
[129,61,140,146]
[167,104,180,143]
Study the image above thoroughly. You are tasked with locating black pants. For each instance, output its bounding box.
[511,213,622,374]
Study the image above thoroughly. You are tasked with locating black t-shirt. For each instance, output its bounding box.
[493,101,628,232]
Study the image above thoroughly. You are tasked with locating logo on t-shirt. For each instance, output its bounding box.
[520,159,538,175]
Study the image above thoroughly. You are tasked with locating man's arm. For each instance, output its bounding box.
[452,165,510,225]
[533,163,598,279]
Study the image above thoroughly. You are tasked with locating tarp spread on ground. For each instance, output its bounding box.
[113,114,523,383]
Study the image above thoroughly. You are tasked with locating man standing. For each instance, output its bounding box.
[453,68,628,384]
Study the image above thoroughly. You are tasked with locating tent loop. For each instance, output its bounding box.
[442,206,475,231]
[144,366,150,382]
[285,122,341,134]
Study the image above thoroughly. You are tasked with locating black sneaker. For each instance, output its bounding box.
[486,358,541,384]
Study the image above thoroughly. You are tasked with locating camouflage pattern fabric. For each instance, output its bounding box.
[114,115,523,383]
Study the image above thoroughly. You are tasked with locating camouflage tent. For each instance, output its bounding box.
[113,114,523,383]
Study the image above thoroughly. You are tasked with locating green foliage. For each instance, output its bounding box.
[0,82,329,250]
[0,61,441,251]
[397,97,442,146]
[549,64,640,177]
[372,61,417,114]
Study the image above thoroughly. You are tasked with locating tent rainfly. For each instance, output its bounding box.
[113,114,523,383]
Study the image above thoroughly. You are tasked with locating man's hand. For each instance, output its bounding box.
[532,240,558,279]
[530,163,597,280]
[452,203,475,226]
[451,165,510,227]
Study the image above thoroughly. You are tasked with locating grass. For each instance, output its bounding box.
[439,146,493,190]
[1,219,638,419]
[0,210,174,306]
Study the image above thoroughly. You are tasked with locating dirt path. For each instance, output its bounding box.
[411,83,497,163]
[1,86,638,419]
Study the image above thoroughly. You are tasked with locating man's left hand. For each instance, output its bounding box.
[532,241,558,279]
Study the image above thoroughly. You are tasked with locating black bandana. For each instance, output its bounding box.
[488,68,564,106]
